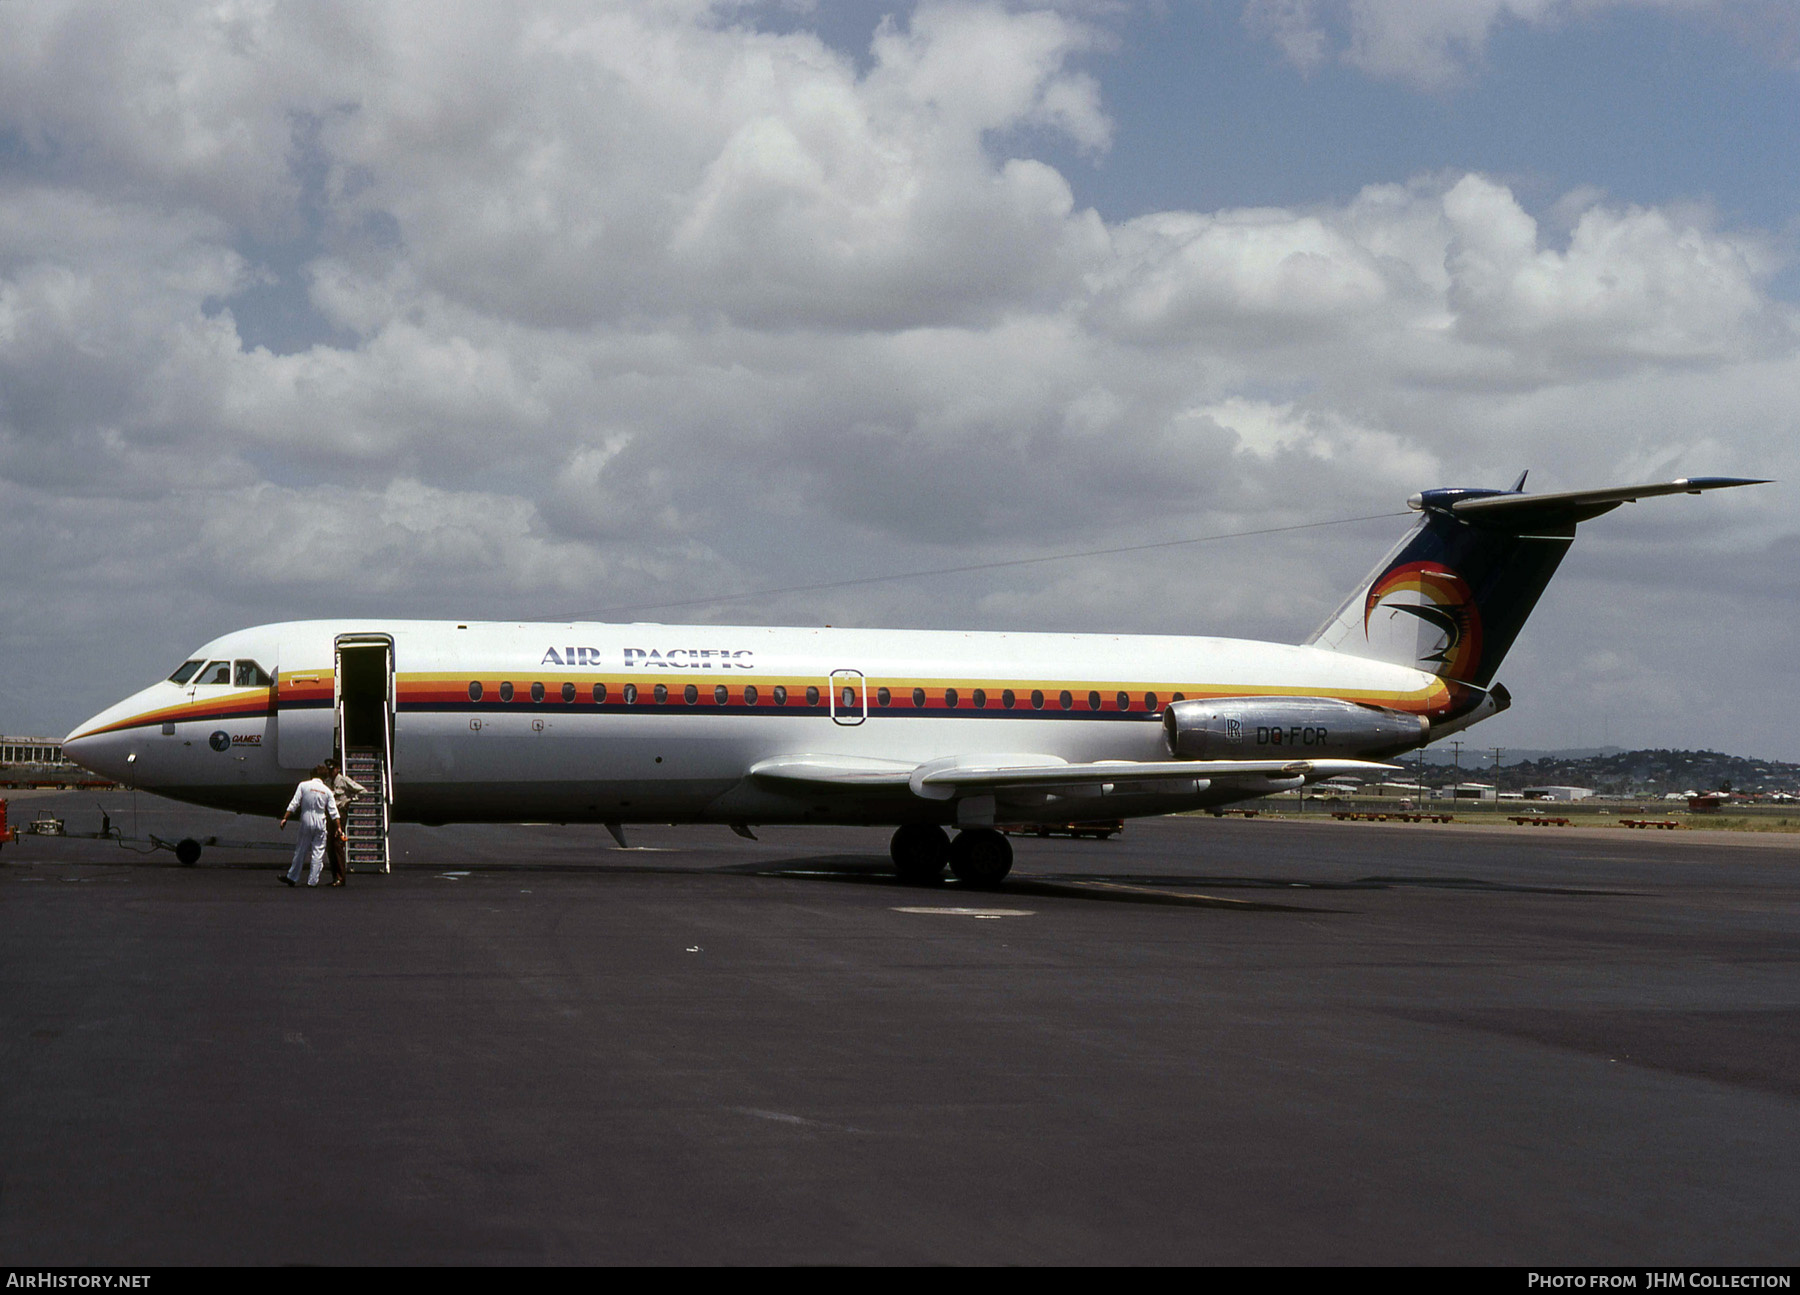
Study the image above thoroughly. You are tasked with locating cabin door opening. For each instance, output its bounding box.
[334,634,394,873]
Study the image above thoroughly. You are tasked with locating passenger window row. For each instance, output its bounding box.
[463,680,1180,710]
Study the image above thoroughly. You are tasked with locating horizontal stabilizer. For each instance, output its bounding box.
[1435,477,1768,532]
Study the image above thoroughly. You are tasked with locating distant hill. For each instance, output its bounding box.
[1420,746,1627,765]
[1401,748,1800,796]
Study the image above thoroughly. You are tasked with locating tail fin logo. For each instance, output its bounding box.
[1363,561,1484,681]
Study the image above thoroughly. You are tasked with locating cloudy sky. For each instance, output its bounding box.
[1,0,1794,761]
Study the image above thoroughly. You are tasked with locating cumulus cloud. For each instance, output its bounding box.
[1441,174,1785,364]
[1091,173,1790,386]
[1094,207,1400,345]
[1244,0,1728,90]
[0,0,1794,758]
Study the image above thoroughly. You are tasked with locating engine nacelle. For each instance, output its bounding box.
[1163,696,1428,760]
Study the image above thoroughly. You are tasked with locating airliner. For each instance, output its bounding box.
[62,475,1765,885]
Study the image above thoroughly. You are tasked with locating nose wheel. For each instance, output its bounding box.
[947,828,1012,888]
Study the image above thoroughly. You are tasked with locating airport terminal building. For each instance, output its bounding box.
[1,736,71,768]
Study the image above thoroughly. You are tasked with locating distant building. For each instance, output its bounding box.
[1,736,70,767]
[1522,786,1593,802]
[1441,782,1498,801]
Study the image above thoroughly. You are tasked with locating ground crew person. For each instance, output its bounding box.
[322,757,367,887]
[278,764,341,887]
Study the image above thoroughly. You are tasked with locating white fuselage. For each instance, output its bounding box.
[64,619,1452,825]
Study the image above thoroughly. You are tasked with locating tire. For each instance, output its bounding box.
[174,838,202,866]
[948,828,1012,888]
[890,823,949,884]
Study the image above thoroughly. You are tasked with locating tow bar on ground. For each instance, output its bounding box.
[0,799,289,866]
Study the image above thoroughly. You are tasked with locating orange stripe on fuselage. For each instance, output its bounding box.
[394,672,1454,717]
[81,687,277,738]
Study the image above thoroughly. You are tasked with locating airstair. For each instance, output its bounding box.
[334,632,396,876]
[342,747,390,873]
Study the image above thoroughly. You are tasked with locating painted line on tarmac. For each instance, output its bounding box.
[1022,878,1331,911]
[892,906,1034,918]
[732,1106,871,1134]
[1070,879,1263,905]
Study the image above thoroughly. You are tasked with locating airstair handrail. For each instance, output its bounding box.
[380,703,393,803]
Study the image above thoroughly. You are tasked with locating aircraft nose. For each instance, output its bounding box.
[63,702,143,782]
[61,724,120,780]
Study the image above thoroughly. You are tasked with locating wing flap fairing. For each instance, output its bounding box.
[746,754,918,787]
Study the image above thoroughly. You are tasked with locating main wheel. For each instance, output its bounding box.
[174,838,203,866]
[948,828,1012,887]
[890,823,949,884]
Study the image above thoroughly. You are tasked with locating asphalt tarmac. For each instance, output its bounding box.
[3,788,1798,1265]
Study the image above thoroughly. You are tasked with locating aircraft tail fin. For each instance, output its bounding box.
[1305,476,1767,688]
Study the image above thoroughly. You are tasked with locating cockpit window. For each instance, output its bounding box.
[168,660,205,685]
[195,661,231,686]
[234,660,273,687]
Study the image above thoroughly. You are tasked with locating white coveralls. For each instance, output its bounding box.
[285,778,340,886]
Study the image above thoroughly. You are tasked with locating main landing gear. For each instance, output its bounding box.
[888,824,1013,888]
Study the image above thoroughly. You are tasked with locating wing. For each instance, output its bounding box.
[748,753,1398,799]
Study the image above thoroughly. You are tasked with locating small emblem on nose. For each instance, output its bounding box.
[209,730,230,752]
